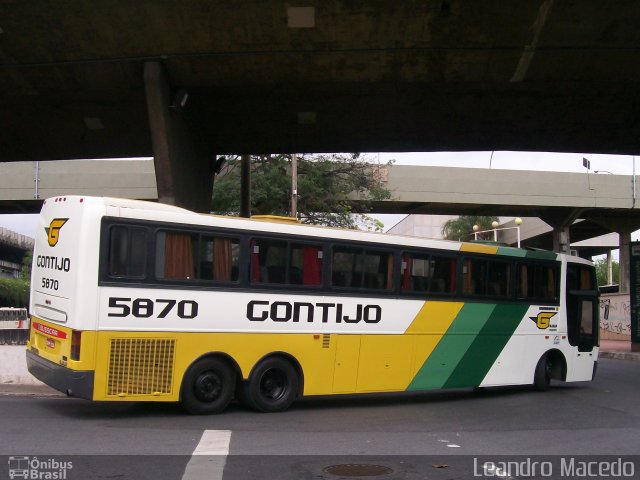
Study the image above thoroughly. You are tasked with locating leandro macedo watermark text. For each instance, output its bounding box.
[474,457,635,478]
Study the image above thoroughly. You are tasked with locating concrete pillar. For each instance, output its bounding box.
[618,227,631,294]
[143,61,213,212]
[552,226,571,255]
[541,208,581,254]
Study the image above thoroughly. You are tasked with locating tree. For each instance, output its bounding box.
[211,153,392,230]
[0,278,29,307]
[21,250,32,282]
[594,258,619,286]
[441,216,498,241]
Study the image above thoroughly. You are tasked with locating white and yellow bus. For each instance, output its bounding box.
[27,196,599,414]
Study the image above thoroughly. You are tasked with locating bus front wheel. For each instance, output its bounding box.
[241,357,299,413]
[533,354,552,392]
[181,357,235,415]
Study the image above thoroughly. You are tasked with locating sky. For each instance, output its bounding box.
[2,151,638,245]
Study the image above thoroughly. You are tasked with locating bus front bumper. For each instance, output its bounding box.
[26,350,94,400]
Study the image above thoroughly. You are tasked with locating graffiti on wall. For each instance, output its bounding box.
[600,294,631,336]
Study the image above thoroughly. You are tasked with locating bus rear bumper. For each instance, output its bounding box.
[26,350,94,400]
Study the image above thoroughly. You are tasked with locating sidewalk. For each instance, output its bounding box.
[599,339,640,362]
[0,345,62,396]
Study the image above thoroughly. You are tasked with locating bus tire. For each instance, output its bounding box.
[242,357,299,413]
[533,354,551,392]
[180,357,235,415]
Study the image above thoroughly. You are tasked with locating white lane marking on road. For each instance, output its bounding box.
[446,444,461,448]
[182,430,232,480]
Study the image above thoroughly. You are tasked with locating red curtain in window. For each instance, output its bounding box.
[401,254,411,290]
[302,246,322,285]
[164,233,194,279]
[250,240,261,282]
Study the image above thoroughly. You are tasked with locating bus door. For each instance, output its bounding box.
[566,264,599,353]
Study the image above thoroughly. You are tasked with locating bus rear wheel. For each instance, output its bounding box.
[241,357,299,413]
[181,357,235,415]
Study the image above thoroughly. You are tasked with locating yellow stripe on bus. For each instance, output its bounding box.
[404,301,463,387]
[460,243,499,254]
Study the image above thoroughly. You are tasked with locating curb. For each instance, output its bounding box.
[599,351,640,362]
[0,383,63,397]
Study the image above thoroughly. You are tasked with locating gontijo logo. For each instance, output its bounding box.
[45,218,68,247]
[530,311,557,329]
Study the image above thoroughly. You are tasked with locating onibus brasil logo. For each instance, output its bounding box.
[45,219,68,247]
[8,456,73,479]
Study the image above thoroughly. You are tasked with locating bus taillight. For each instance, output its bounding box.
[71,330,82,361]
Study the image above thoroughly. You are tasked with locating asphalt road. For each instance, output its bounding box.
[0,358,638,480]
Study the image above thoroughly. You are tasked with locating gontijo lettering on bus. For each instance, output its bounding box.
[36,255,71,271]
[247,300,382,323]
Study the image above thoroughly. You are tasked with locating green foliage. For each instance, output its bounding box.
[594,258,619,286]
[212,153,392,230]
[441,215,499,241]
[0,278,29,307]
[21,250,33,282]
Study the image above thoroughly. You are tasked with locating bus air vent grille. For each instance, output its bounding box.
[107,338,176,396]
[322,334,330,348]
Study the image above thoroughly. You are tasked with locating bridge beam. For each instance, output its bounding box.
[144,62,213,212]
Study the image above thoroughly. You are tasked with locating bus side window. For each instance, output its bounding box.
[156,231,196,280]
[401,253,456,294]
[108,226,146,278]
[431,256,456,293]
[463,258,487,295]
[291,244,323,286]
[250,238,287,284]
[200,236,240,282]
[363,250,393,290]
[517,263,558,302]
[332,246,362,288]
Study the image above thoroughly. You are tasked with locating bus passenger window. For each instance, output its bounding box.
[462,258,510,297]
[401,253,456,294]
[200,236,240,282]
[250,239,287,284]
[331,247,392,290]
[431,256,456,293]
[332,246,362,288]
[363,251,393,290]
[488,261,511,297]
[156,231,196,280]
[518,263,558,302]
[291,244,323,286]
[108,226,147,278]
[463,258,487,296]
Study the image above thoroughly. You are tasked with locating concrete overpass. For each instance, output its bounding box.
[1,1,640,211]
[2,159,636,255]
[0,160,157,213]
[0,228,33,279]
[373,164,639,292]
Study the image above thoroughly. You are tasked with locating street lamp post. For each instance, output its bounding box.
[473,218,523,247]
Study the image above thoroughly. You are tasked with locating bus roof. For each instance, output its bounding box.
[45,196,567,261]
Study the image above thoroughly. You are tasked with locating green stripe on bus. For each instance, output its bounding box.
[524,249,557,261]
[407,303,495,391]
[442,303,530,388]
[496,246,527,257]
